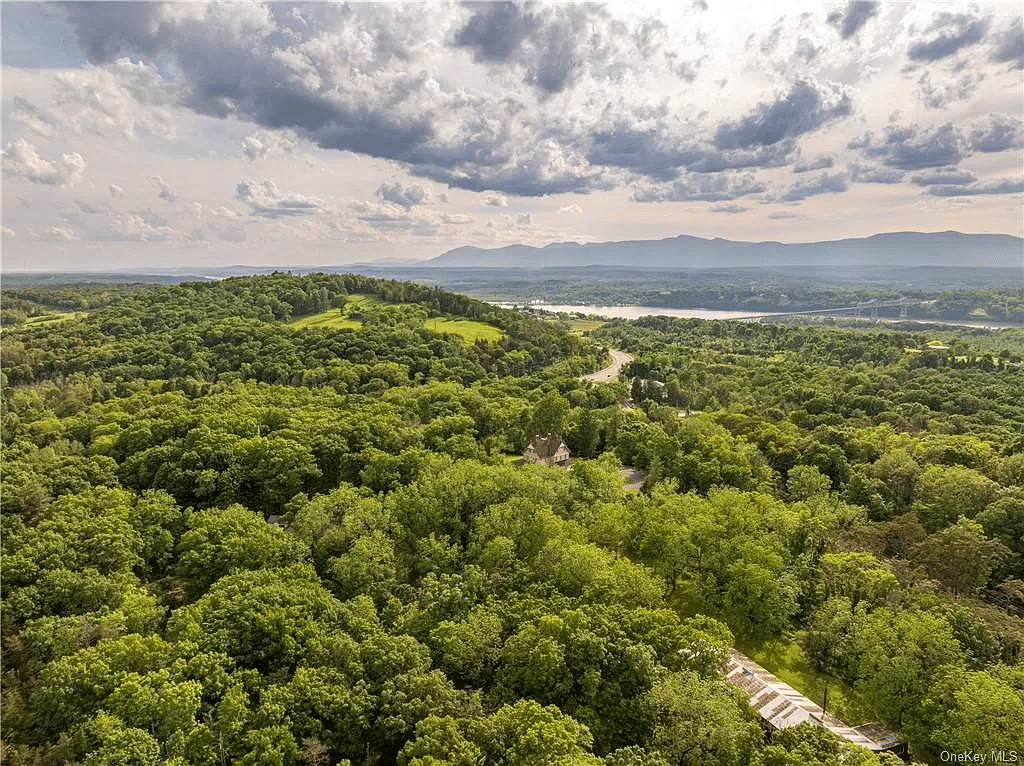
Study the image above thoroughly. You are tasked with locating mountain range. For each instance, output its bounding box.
[427,232,1023,269]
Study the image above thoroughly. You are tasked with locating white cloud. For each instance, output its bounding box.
[2,138,86,186]
[485,194,509,207]
[235,179,325,218]
[109,183,124,197]
[558,204,583,214]
[242,129,301,161]
[45,226,79,241]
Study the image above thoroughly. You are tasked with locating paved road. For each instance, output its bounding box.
[581,349,633,382]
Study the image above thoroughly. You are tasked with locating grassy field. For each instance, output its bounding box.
[25,311,88,326]
[564,318,605,334]
[289,295,503,342]
[735,634,877,726]
[423,317,504,342]
[288,294,376,331]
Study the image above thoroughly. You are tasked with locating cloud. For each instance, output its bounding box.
[109,183,124,197]
[925,178,1024,197]
[633,173,766,202]
[767,211,800,219]
[916,70,985,110]
[827,1,879,40]
[45,226,79,241]
[713,79,851,150]
[1,227,16,238]
[969,114,1024,153]
[485,194,509,207]
[151,176,177,202]
[105,209,191,242]
[848,163,906,184]
[558,204,583,214]
[441,213,473,225]
[989,17,1023,69]
[909,168,976,186]
[2,138,86,186]
[454,2,539,65]
[777,171,848,201]
[47,58,179,141]
[710,204,749,214]
[235,180,325,218]
[11,96,61,139]
[376,182,431,209]
[516,213,533,225]
[587,123,796,180]
[453,3,629,94]
[907,13,989,63]
[242,129,300,161]
[793,155,834,173]
[848,123,967,170]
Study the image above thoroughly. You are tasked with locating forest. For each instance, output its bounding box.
[2,272,1023,766]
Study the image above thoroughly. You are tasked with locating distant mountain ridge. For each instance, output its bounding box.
[428,232,1023,269]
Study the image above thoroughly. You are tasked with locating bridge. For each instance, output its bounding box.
[738,298,925,323]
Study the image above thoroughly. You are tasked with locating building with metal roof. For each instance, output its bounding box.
[725,648,907,757]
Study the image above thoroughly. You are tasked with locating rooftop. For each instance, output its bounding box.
[725,649,902,753]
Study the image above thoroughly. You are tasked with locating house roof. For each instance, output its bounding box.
[525,434,568,459]
[725,649,901,752]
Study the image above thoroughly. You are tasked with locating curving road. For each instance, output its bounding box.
[582,348,633,383]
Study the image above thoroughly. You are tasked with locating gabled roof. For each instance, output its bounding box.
[525,434,568,459]
[725,649,901,752]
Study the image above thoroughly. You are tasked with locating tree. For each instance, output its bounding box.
[818,552,898,612]
[166,564,343,673]
[910,517,1011,595]
[176,504,309,599]
[913,464,999,533]
[532,390,570,436]
[912,666,1024,756]
[853,609,964,726]
[645,672,761,766]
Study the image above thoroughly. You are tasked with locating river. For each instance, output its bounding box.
[493,303,779,320]
[492,303,1019,329]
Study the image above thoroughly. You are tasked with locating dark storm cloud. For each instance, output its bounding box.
[907,13,990,63]
[632,173,766,203]
[969,115,1024,153]
[990,18,1023,69]
[453,2,617,94]
[713,80,851,150]
[908,168,976,186]
[586,126,795,179]
[55,2,169,63]
[848,123,967,170]
[793,155,834,173]
[827,1,879,40]
[454,2,539,63]
[777,172,848,202]
[925,178,1024,197]
[587,127,701,181]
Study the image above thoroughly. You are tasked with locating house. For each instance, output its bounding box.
[523,434,570,467]
[725,649,907,758]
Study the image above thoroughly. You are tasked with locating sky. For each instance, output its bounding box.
[2,0,1022,271]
